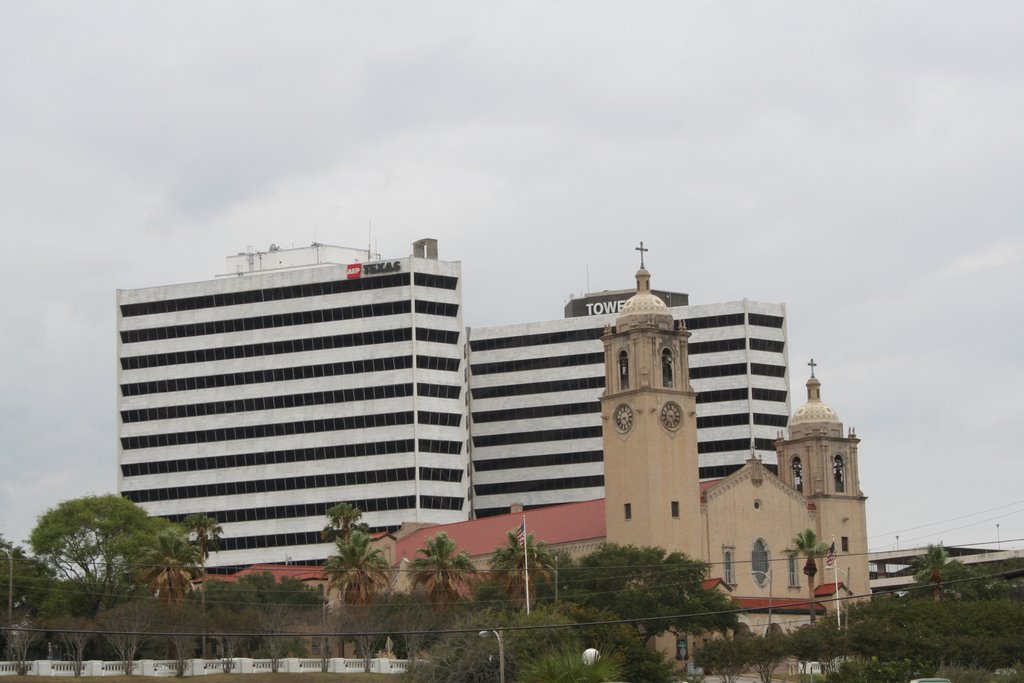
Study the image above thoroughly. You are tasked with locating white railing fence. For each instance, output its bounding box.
[0,657,411,676]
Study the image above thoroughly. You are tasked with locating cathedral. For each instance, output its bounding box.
[382,262,870,645]
[599,263,869,639]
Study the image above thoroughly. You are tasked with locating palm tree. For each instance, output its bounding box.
[323,530,391,606]
[913,544,951,601]
[407,533,476,609]
[519,649,622,683]
[786,528,829,624]
[489,530,555,611]
[183,514,223,567]
[138,529,202,605]
[183,514,222,658]
[321,503,369,543]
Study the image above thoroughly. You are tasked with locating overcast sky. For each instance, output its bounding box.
[2,2,1022,556]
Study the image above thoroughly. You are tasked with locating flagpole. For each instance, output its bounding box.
[832,535,840,629]
[522,516,531,615]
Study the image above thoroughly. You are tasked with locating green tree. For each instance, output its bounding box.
[913,544,953,602]
[324,530,391,605]
[748,632,789,683]
[408,532,476,609]
[693,636,750,683]
[321,503,369,543]
[786,529,830,624]
[488,529,554,612]
[137,529,202,605]
[202,571,322,611]
[787,620,848,678]
[844,595,1024,669]
[29,495,173,617]
[562,543,736,645]
[0,535,54,619]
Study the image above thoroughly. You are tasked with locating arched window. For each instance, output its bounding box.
[833,454,846,493]
[787,554,799,586]
[723,549,735,584]
[662,348,674,387]
[792,457,803,493]
[618,350,629,390]
[751,539,769,585]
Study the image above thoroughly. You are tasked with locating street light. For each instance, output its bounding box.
[478,630,505,683]
[2,547,12,661]
[751,569,773,634]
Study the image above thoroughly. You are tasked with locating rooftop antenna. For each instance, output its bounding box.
[368,220,373,261]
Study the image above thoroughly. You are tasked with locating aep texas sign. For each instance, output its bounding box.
[346,260,403,280]
[563,288,689,318]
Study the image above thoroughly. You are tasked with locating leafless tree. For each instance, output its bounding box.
[208,607,255,673]
[156,603,204,676]
[332,602,389,673]
[7,615,41,676]
[388,594,440,669]
[98,600,156,676]
[50,617,93,676]
[256,603,305,673]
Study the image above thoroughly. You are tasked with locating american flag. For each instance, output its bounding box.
[516,518,527,548]
[825,541,836,570]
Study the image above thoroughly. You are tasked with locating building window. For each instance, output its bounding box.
[751,539,768,585]
[619,351,629,390]
[671,501,679,518]
[792,457,803,493]
[662,348,674,387]
[624,503,632,520]
[841,536,849,552]
[788,555,799,587]
[723,550,735,584]
[834,455,846,493]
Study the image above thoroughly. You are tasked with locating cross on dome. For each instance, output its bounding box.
[635,241,648,269]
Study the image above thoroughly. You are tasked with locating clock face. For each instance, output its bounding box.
[614,404,634,433]
[660,401,682,430]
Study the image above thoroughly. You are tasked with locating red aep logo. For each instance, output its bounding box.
[346,263,362,279]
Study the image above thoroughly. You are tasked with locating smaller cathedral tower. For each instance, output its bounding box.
[775,368,870,598]
[601,263,702,557]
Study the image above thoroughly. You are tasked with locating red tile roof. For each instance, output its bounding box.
[699,480,721,502]
[732,596,826,614]
[703,578,732,591]
[393,499,607,563]
[814,581,846,597]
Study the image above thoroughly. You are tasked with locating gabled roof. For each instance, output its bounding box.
[701,458,809,508]
[703,577,732,592]
[814,581,846,597]
[393,499,606,563]
[201,563,326,584]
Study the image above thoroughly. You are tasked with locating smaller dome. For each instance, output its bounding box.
[617,268,673,330]
[790,376,840,425]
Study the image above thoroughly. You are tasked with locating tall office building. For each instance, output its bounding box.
[117,240,469,569]
[467,291,790,516]
[117,240,789,568]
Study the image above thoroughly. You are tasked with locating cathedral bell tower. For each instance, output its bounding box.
[774,365,870,598]
[601,264,702,557]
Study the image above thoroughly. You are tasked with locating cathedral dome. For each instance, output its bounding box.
[617,268,673,331]
[790,376,840,426]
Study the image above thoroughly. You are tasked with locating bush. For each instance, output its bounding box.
[933,665,989,683]
[825,656,929,683]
